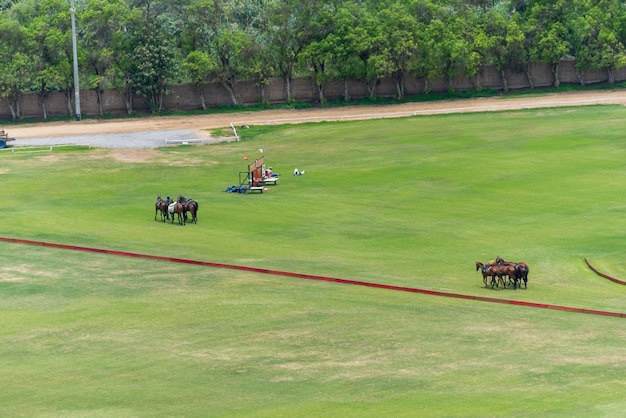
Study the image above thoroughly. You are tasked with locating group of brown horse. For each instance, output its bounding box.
[475,257,529,290]
[154,195,198,225]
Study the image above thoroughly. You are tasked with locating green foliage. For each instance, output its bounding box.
[183,50,217,86]
[128,24,177,113]
[5,0,626,116]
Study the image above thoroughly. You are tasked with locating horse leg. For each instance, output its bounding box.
[497,274,505,288]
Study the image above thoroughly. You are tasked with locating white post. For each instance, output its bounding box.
[230,123,240,141]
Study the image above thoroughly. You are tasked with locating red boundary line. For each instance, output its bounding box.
[584,258,626,286]
[2,236,625,319]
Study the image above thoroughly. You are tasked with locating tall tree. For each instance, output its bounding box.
[0,14,34,120]
[571,0,626,85]
[82,0,128,116]
[299,2,336,103]
[212,27,254,105]
[266,0,314,102]
[476,7,514,90]
[129,23,177,113]
[11,0,78,118]
[183,51,217,109]
[375,3,420,99]
[181,0,218,108]
[325,1,371,101]
[425,12,472,93]
[183,0,269,105]
[115,1,179,114]
[525,0,573,87]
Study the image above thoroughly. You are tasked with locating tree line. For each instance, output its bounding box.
[1,0,626,120]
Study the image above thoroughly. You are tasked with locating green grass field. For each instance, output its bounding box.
[1,105,626,416]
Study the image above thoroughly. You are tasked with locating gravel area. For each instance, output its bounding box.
[6,90,626,149]
[11,129,227,149]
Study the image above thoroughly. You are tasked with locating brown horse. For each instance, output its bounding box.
[178,195,198,224]
[168,201,185,225]
[496,256,529,289]
[475,262,503,288]
[495,263,516,288]
[155,195,168,222]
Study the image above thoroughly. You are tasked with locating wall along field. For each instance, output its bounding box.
[1,105,626,415]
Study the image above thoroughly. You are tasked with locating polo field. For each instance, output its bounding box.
[1,104,626,416]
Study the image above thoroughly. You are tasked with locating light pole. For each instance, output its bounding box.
[70,0,81,121]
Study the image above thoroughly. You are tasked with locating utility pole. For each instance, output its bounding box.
[70,0,81,121]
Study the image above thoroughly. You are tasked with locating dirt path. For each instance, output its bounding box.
[6,89,626,140]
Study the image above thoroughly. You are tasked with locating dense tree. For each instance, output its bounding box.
[182,0,269,105]
[128,23,177,113]
[183,50,217,109]
[525,0,573,87]
[573,0,626,85]
[3,0,626,115]
[212,28,254,104]
[0,14,33,119]
[180,0,218,107]
[0,0,14,11]
[112,1,178,114]
[299,2,337,103]
[82,0,128,115]
[234,0,275,104]
[8,0,79,118]
[325,1,370,101]
[376,4,420,98]
[266,0,317,102]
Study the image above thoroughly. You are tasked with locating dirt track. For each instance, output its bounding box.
[6,90,626,142]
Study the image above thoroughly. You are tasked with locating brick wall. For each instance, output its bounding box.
[1,61,622,120]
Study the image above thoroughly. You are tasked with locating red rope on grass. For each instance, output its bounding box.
[584,258,626,286]
[1,236,625,318]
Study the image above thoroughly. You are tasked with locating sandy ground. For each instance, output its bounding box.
[5,89,626,148]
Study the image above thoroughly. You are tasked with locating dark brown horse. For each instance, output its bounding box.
[178,195,198,224]
[514,264,529,288]
[168,201,185,225]
[155,195,168,222]
[496,256,529,289]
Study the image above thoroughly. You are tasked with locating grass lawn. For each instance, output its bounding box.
[1,105,626,416]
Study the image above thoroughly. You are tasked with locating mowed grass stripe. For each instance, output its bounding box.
[1,105,626,415]
[2,235,626,319]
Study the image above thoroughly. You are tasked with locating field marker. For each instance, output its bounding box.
[1,236,624,319]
